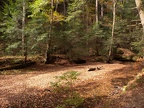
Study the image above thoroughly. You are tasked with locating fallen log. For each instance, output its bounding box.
[0,61,36,71]
[87,66,103,71]
[88,68,96,71]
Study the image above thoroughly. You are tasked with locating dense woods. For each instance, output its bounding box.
[0,0,144,63]
[0,0,144,108]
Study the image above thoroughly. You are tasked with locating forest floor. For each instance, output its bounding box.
[0,60,144,108]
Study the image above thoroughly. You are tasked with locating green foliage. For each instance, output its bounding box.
[0,0,30,55]
[64,92,84,107]
[56,92,84,108]
[61,0,88,58]
[29,0,49,17]
[87,22,108,56]
[135,72,144,87]
[66,0,84,21]
[0,70,21,75]
[28,0,65,56]
[6,42,21,51]
[123,71,144,92]
[131,40,144,56]
[0,0,143,60]
[50,71,84,107]
[50,71,80,92]
[136,76,144,85]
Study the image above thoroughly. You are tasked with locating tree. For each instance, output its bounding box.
[96,0,99,26]
[107,0,117,62]
[29,0,65,63]
[135,0,144,41]
[63,0,86,58]
[22,0,27,63]
[0,0,29,59]
[0,0,143,62]
[45,0,54,64]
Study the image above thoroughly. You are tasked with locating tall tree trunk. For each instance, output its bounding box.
[63,0,66,15]
[96,0,99,26]
[22,0,27,63]
[86,4,89,31]
[107,0,117,62]
[95,0,100,56]
[135,0,144,41]
[45,0,54,64]
[101,4,104,18]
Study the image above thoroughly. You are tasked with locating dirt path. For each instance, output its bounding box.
[0,62,128,107]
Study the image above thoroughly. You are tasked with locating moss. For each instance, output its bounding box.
[132,56,139,61]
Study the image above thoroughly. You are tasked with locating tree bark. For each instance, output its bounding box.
[45,0,54,64]
[22,0,27,63]
[135,0,144,41]
[94,0,100,56]
[96,0,99,26]
[63,0,66,15]
[101,4,104,18]
[107,0,117,62]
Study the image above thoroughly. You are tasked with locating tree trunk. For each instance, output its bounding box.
[45,0,54,64]
[22,0,27,63]
[135,0,144,41]
[63,0,66,15]
[96,0,99,26]
[107,0,117,62]
[101,4,104,18]
[94,0,100,56]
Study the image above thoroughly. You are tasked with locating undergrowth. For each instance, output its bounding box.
[0,69,22,75]
[50,71,84,108]
[123,69,144,92]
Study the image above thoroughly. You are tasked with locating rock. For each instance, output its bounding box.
[114,48,136,61]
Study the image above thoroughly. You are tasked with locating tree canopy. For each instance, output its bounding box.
[0,0,143,62]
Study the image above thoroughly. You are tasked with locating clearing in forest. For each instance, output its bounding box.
[0,61,144,108]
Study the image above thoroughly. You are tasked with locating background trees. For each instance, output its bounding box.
[0,0,29,59]
[135,0,144,40]
[0,0,143,62]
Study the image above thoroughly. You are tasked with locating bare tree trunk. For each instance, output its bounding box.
[45,0,54,64]
[135,0,144,41]
[22,0,27,63]
[96,0,99,26]
[101,4,104,18]
[94,0,100,56]
[63,0,66,15]
[107,0,117,62]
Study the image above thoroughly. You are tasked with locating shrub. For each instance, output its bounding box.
[50,71,84,108]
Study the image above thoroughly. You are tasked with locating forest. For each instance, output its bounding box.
[0,0,144,108]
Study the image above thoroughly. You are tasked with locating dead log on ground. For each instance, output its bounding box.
[0,61,36,71]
